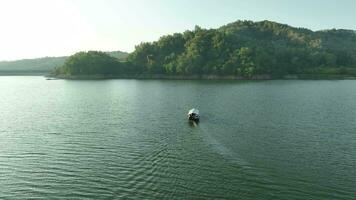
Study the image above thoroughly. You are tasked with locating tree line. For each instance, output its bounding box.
[54,20,356,77]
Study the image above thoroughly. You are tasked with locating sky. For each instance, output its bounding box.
[0,0,355,61]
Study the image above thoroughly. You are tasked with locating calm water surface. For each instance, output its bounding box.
[1,76,356,199]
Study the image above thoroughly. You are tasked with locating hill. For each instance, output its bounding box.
[56,20,356,79]
[53,51,131,76]
[0,51,129,75]
[125,20,356,77]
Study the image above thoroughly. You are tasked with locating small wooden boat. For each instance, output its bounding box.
[188,108,200,122]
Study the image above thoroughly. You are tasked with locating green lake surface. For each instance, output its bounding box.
[1,76,356,199]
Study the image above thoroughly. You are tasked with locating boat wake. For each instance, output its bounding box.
[199,124,250,167]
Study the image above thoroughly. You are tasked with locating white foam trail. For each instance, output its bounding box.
[199,124,250,167]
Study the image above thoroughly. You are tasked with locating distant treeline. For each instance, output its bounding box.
[54,20,356,77]
[0,57,67,74]
[0,51,128,75]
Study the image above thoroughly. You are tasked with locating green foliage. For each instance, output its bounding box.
[0,51,129,75]
[53,51,130,76]
[106,51,130,61]
[123,20,356,77]
[55,20,356,77]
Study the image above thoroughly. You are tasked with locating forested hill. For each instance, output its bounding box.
[0,51,128,75]
[127,20,356,77]
[0,57,67,75]
[54,20,356,78]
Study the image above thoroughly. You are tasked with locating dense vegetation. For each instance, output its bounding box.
[55,20,356,78]
[0,51,128,75]
[53,51,132,75]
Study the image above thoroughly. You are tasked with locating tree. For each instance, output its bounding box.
[55,20,356,77]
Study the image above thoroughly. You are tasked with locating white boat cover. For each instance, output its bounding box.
[188,108,199,115]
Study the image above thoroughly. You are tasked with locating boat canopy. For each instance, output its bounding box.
[188,108,199,115]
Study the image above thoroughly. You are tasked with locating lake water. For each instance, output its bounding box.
[1,76,356,199]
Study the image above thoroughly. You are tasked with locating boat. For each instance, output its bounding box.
[188,108,200,122]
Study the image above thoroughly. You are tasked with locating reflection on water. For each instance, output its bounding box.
[188,120,199,127]
[0,77,356,199]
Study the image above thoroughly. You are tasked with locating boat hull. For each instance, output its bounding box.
[188,115,200,122]
[187,108,200,122]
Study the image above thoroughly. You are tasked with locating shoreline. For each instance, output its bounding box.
[50,74,271,80]
[49,74,356,80]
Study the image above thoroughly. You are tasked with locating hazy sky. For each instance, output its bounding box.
[0,0,355,61]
